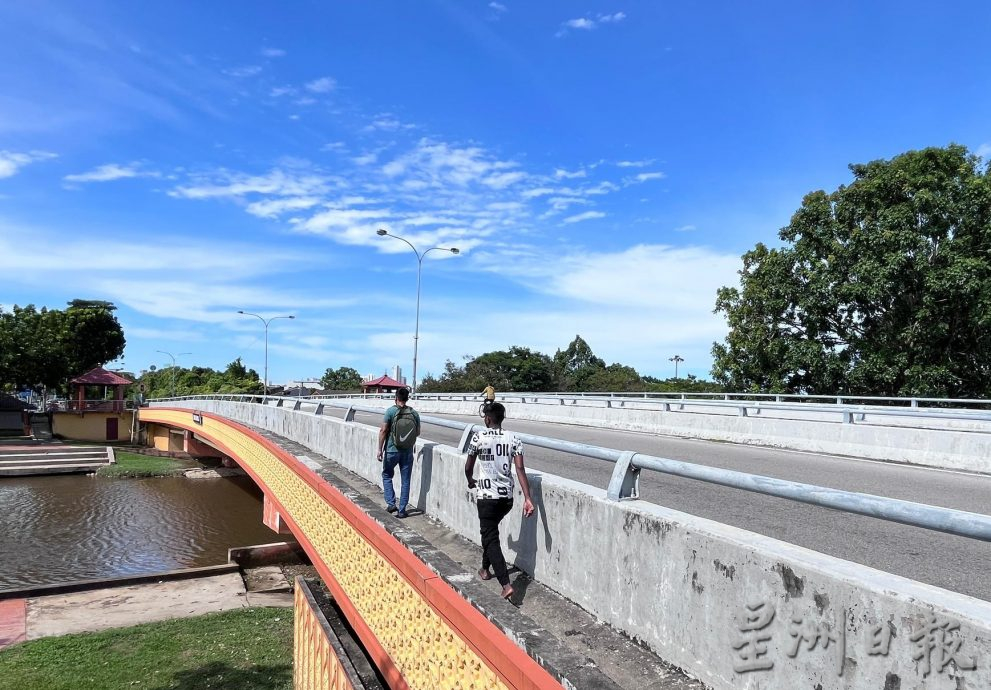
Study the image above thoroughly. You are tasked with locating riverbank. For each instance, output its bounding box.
[95,450,198,477]
[0,606,292,690]
[0,560,302,689]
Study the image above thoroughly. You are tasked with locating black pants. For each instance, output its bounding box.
[477,498,514,586]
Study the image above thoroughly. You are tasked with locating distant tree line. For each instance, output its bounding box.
[135,358,264,399]
[0,300,125,393]
[417,335,722,393]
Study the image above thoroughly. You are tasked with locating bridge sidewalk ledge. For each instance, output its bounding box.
[256,427,706,690]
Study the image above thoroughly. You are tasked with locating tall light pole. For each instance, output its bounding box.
[669,354,684,380]
[237,311,295,396]
[156,350,191,398]
[377,229,460,394]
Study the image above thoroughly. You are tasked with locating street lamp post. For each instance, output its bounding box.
[376,229,459,394]
[156,350,191,398]
[237,311,296,396]
[669,354,684,380]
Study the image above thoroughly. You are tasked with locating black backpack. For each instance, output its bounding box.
[391,406,419,450]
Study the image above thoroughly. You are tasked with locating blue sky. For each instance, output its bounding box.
[2,2,990,387]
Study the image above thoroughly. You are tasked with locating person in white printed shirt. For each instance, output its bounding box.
[463,402,535,599]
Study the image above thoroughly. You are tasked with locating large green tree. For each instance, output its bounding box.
[553,335,607,390]
[0,301,125,391]
[320,366,363,390]
[712,144,991,397]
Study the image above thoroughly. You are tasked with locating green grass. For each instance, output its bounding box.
[96,451,197,478]
[0,607,293,690]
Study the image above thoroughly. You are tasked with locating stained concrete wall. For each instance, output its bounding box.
[153,399,991,689]
[52,411,134,442]
[338,397,991,474]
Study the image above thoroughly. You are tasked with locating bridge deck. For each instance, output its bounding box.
[253,424,706,690]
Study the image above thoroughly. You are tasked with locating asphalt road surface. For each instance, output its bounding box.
[327,406,991,601]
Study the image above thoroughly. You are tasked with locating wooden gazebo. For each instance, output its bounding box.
[360,375,406,395]
[69,367,133,413]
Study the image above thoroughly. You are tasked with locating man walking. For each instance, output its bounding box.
[378,387,420,518]
[464,402,535,599]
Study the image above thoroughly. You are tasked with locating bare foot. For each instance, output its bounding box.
[501,584,514,599]
[477,568,492,581]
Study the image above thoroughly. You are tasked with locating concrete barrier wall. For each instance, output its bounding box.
[156,400,991,689]
[336,397,991,474]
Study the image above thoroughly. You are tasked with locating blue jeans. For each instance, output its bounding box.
[382,450,414,512]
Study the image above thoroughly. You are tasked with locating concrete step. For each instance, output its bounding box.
[0,450,106,458]
[0,450,107,459]
[0,456,108,465]
[0,463,107,476]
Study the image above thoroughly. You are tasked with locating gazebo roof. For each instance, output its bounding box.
[70,366,133,386]
[361,375,405,389]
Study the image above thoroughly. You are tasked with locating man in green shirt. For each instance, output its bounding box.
[377,387,420,518]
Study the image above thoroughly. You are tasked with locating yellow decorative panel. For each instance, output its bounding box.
[141,409,512,690]
[294,583,354,690]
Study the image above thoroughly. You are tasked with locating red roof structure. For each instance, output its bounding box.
[361,375,406,393]
[70,367,133,385]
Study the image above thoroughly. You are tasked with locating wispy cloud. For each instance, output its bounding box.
[261,48,286,58]
[63,163,158,183]
[598,12,626,23]
[632,171,665,183]
[562,210,606,224]
[361,115,415,133]
[170,168,335,200]
[557,12,626,36]
[617,159,655,168]
[305,77,337,94]
[554,167,586,179]
[977,142,991,160]
[489,2,507,12]
[0,150,57,179]
[563,18,596,31]
[245,196,322,218]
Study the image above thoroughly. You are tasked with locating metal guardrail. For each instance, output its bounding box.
[301,389,991,408]
[153,394,991,543]
[306,391,991,426]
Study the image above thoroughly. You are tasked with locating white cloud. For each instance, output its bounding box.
[489,2,507,11]
[558,12,626,36]
[245,196,322,218]
[270,86,296,98]
[633,171,666,183]
[977,142,991,160]
[564,18,596,30]
[0,150,57,179]
[353,152,378,166]
[381,139,520,189]
[305,77,337,94]
[482,171,526,189]
[522,187,556,199]
[554,167,586,179]
[674,224,697,233]
[63,163,158,183]
[617,159,655,168]
[170,168,333,200]
[261,48,286,58]
[562,210,606,224]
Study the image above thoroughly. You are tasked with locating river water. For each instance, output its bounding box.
[0,474,279,592]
